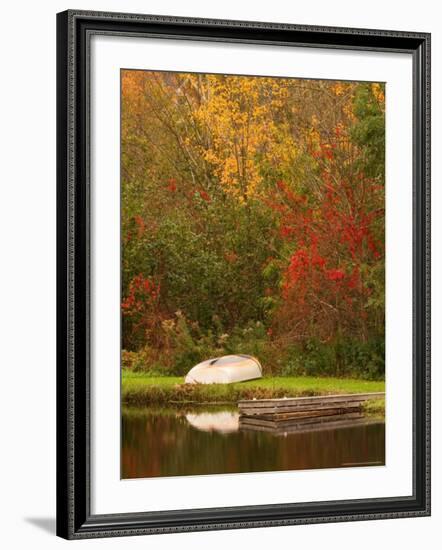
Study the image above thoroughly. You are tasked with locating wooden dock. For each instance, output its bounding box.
[238,392,385,434]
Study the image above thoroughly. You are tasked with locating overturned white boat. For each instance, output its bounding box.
[184,354,262,384]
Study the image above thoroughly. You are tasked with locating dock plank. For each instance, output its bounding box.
[238,392,385,409]
[237,392,384,434]
[239,402,366,415]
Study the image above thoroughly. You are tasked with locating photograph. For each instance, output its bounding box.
[120,70,387,479]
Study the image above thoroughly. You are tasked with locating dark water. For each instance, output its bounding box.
[122,407,385,479]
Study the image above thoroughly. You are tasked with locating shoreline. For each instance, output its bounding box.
[122,373,385,416]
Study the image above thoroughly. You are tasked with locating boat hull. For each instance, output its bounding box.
[185,355,262,384]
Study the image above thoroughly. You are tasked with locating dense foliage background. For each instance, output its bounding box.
[121,70,385,379]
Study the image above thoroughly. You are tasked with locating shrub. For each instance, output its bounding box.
[279,337,384,380]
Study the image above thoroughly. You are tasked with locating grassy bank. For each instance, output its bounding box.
[362,397,386,418]
[122,371,385,410]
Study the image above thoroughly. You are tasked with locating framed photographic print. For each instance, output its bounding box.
[56,10,431,539]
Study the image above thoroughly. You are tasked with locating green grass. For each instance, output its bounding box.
[362,397,386,418]
[122,371,385,407]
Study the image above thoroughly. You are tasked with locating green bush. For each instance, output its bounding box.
[280,337,384,380]
[122,325,384,380]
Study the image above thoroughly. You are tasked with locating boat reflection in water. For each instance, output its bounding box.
[121,406,385,479]
[185,410,239,433]
[185,409,380,436]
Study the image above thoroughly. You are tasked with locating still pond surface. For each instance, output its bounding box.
[122,406,385,479]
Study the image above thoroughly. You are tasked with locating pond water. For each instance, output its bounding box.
[122,407,385,479]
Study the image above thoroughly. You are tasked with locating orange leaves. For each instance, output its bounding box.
[331,82,346,97]
[121,70,147,115]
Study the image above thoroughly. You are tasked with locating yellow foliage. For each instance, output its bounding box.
[371,83,385,109]
[331,82,346,96]
[121,71,376,207]
[191,75,293,200]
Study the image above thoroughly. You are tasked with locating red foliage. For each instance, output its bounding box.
[269,139,384,339]
[224,250,238,264]
[198,190,211,202]
[326,269,345,281]
[122,274,164,347]
[122,274,160,315]
[166,178,177,192]
[133,215,145,238]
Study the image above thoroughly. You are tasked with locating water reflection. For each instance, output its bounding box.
[186,411,239,433]
[122,406,385,479]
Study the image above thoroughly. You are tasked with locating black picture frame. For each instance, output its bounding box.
[56,9,431,539]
